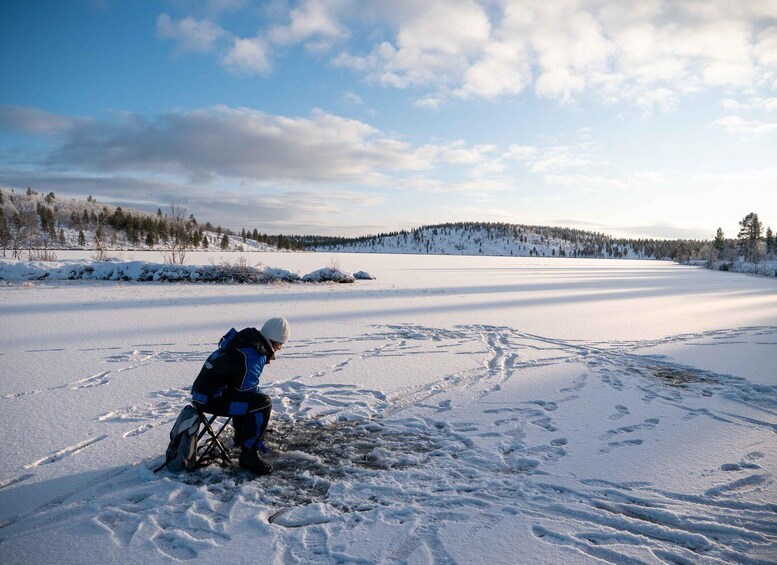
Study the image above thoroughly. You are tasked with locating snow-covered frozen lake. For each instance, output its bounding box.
[1,253,776,563]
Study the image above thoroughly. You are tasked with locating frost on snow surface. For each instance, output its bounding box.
[0,254,776,564]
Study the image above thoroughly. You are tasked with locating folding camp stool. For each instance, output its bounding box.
[194,406,234,468]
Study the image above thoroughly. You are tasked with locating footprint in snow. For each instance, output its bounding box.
[598,438,644,454]
[530,400,558,411]
[608,405,630,421]
[529,415,558,432]
[599,418,659,441]
[559,374,588,393]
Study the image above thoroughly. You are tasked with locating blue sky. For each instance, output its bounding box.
[1,1,776,238]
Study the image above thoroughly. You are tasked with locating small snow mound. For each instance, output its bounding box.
[302,268,355,283]
[261,267,300,282]
[353,271,375,280]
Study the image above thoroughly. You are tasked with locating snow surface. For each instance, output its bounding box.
[1,252,776,564]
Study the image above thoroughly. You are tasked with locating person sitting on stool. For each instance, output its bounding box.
[191,317,290,475]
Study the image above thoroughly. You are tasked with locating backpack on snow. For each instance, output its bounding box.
[155,405,201,473]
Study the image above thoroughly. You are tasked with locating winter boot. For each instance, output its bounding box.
[239,448,273,476]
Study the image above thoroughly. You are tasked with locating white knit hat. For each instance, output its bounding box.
[261,317,291,344]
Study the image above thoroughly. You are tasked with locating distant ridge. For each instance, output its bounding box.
[299,222,706,261]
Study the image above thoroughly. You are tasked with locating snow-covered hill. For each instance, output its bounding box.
[310,223,660,259]
[0,187,283,256]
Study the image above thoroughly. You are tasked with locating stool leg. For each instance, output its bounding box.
[196,414,234,467]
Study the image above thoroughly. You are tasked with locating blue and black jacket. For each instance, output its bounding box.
[191,327,275,403]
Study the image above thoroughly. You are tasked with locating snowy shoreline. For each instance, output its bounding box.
[0,258,374,284]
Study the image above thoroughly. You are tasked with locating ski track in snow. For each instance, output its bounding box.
[1,324,776,562]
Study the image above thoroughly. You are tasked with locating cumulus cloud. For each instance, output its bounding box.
[333,0,777,108]
[268,0,350,51]
[456,41,532,99]
[710,115,777,135]
[156,0,777,106]
[720,96,777,112]
[222,36,272,75]
[156,13,225,53]
[333,0,491,90]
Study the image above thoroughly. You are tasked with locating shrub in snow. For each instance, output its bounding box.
[0,259,306,284]
[353,271,375,280]
[0,259,386,284]
[301,268,355,283]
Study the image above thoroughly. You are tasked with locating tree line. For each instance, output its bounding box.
[301,221,710,261]
[0,188,239,262]
[712,212,774,266]
[1,188,772,267]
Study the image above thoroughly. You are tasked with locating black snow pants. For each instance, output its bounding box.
[194,389,272,451]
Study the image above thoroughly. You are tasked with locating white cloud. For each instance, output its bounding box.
[504,142,604,174]
[334,0,490,90]
[342,91,364,105]
[157,0,777,108]
[721,98,751,111]
[456,41,532,99]
[222,37,272,75]
[417,140,495,166]
[333,0,776,108]
[719,96,777,114]
[268,0,350,51]
[156,13,225,53]
[755,26,777,66]
[710,115,777,135]
[394,0,490,56]
[412,96,445,110]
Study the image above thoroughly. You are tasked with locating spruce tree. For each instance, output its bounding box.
[737,212,763,262]
[0,208,9,256]
[78,230,86,247]
[766,227,775,257]
[713,227,725,253]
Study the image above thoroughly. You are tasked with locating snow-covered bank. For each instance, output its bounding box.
[0,258,359,284]
[0,255,775,563]
[701,259,777,278]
